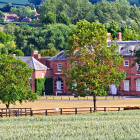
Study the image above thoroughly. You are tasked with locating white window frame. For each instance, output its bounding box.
[57,63,62,71]
[56,81,61,90]
[30,84,32,90]
[136,79,140,91]
[124,60,129,67]
[136,63,140,71]
[72,61,77,69]
[124,80,129,91]
[42,72,45,78]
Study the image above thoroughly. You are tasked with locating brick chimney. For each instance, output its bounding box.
[11,54,16,57]
[31,50,41,60]
[117,32,122,41]
[107,33,111,42]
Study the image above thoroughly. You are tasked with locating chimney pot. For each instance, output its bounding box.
[117,32,122,41]
[11,54,16,57]
[107,33,111,42]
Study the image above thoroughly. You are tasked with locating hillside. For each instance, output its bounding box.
[0,0,28,7]
[0,110,140,139]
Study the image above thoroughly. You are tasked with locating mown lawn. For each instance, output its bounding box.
[0,110,140,139]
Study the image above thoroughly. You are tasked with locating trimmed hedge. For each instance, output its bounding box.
[35,78,53,95]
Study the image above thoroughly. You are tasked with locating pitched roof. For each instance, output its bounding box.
[16,56,47,70]
[109,41,140,56]
[4,14,19,21]
[21,17,32,22]
[50,51,67,61]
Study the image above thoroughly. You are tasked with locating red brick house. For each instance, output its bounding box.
[21,17,32,23]
[4,14,20,22]
[14,33,140,95]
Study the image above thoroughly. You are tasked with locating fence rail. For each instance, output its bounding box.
[39,95,123,100]
[0,106,140,118]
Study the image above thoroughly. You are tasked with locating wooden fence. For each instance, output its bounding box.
[39,95,123,100]
[0,106,139,118]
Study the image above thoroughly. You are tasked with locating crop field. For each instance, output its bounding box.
[0,110,140,139]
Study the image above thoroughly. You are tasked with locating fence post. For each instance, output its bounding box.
[104,107,106,112]
[53,97,54,100]
[15,111,18,117]
[78,97,79,100]
[25,108,27,116]
[90,107,92,113]
[75,108,77,114]
[0,112,3,118]
[118,107,120,111]
[69,97,70,100]
[6,109,7,117]
[46,97,47,100]
[45,110,47,116]
[113,96,114,100]
[60,108,62,115]
[61,97,62,100]
[9,109,10,117]
[87,97,88,100]
[132,107,134,110]
[30,110,33,116]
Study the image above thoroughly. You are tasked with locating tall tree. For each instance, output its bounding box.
[107,20,121,39]
[0,54,38,108]
[65,20,125,111]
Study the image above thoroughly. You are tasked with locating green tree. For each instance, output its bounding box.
[57,12,70,25]
[107,20,121,39]
[10,6,36,20]
[42,11,56,24]
[0,31,14,45]
[3,23,19,37]
[0,54,38,108]
[65,20,125,111]
[39,48,59,56]
[12,49,24,56]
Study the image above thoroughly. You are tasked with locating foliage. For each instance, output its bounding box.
[57,12,70,25]
[39,48,59,56]
[0,54,38,108]
[107,20,121,39]
[42,11,56,24]
[0,3,13,12]
[44,78,53,94]
[35,78,53,95]
[35,78,46,95]
[0,111,140,139]
[10,6,36,20]
[12,49,24,56]
[3,23,19,37]
[65,20,125,110]
[13,23,76,55]
[38,0,95,24]
[0,31,14,45]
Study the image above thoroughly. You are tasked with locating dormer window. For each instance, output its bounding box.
[124,60,129,67]
[57,63,62,71]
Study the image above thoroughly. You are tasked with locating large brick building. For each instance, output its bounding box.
[14,33,140,95]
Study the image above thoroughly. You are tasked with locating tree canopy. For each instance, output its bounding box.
[65,20,125,110]
[0,54,38,108]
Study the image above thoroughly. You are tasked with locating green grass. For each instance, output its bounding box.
[0,110,140,139]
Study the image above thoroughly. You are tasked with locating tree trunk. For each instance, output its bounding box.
[6,103,9,109]
[93,93,96,112]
